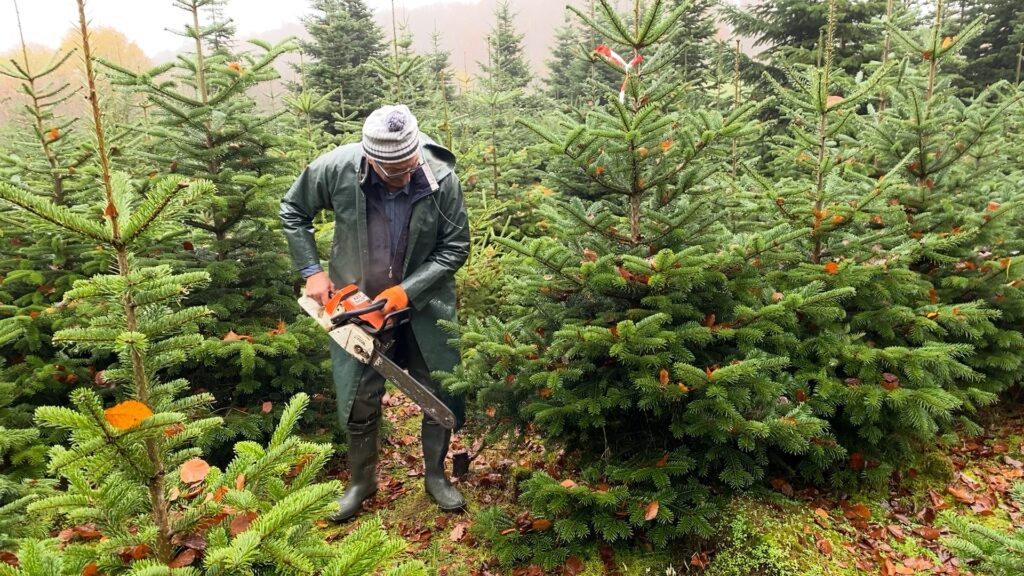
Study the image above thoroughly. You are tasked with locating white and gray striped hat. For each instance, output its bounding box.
[361,105,420,164]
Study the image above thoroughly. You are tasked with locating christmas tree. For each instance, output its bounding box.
[952,0,1024,91]
[731,0,1005,484]
[99,1,337,452]
[446,0,852,566]
[545,1,625,108]
[863,0,1024,400]
[0,2,111,546]
[0,3,424,573]
[299,0,387,123]
[727,0,891,74]
[479,1,533,92]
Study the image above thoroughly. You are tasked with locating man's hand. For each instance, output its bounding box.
[305,271,335,307]
[374,285,409,315]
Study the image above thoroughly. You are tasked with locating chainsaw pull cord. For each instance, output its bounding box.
[421,145,465,233]
[431,193,465,232]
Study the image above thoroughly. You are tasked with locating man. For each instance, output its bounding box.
[279,105,469,522]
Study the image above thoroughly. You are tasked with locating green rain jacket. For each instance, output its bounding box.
[279,136,469,428]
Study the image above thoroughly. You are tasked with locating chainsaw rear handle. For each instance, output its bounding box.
[379,306,412,333]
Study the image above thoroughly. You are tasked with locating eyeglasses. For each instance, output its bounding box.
[373,158,423,179]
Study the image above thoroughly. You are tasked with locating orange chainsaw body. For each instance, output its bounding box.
[324,284,386,330]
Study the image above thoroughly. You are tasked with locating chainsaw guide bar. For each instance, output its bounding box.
[298,292,457,430]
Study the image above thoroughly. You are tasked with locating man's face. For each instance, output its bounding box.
[370,153,422,188]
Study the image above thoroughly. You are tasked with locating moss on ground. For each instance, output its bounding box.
[698,496,860,576]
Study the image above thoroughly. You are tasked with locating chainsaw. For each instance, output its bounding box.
[297,284,457,430]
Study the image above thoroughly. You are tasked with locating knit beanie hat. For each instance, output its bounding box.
[361,105,420,164]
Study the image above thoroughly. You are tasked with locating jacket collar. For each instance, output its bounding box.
[359,154,439,200]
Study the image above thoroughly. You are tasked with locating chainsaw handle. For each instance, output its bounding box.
[332,299,387,326]
[376,306,412,334]
[330,300,412,335]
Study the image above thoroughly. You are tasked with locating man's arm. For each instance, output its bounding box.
[399,174,470,310]
[280,160,333,273]
[280,160,335,304]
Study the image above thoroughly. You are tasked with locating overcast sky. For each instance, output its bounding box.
[1,0,463,57]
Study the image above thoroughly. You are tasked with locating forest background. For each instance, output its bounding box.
[1,0,1024,575]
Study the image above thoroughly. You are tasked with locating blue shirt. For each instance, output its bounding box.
[298,170,413,280]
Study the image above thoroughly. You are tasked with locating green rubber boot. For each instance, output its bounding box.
[327,427,379,523]
[422,419,466,512]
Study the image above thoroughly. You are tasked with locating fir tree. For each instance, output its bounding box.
[665,0,720,82]
[863,0,1024,397]
[2,0,218,563]
[202,0,236,57]
[726,0,891,74]
[546,20,590,105]
[279,57,345,172]
[0,5,425,573]
[459,85,532,233]
[444,0,849,565]
[544,6,622,108]
[736,0,1008,484]
[0,25,90,205]
[459,1,545,242]
[952,0,1024,90]
[426,29,456,106]
[99,2,337,452]
[299,0,387,122]
[424,30,459,152]
[479,1,532,92]
[0,3,108,546]
[367,11,432,112]
[0,0,99,397]
[450,82,529,319]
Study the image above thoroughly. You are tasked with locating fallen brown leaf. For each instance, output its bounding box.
[229,512,257,536]
[180,458,211,484]
[771,478,794,497]
[644,501,659,522]
[450,522,469,542]
[846,503,871,520]
[564,556,584,575]
[816,535,833,555]
[169,548,197,568]
[531,519,551,531]
[947,485,975,504]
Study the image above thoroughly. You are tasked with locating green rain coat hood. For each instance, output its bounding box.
[279,136,469,428]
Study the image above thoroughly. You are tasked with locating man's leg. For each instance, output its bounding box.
[328,366,385,523]
[399,327,467,511]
